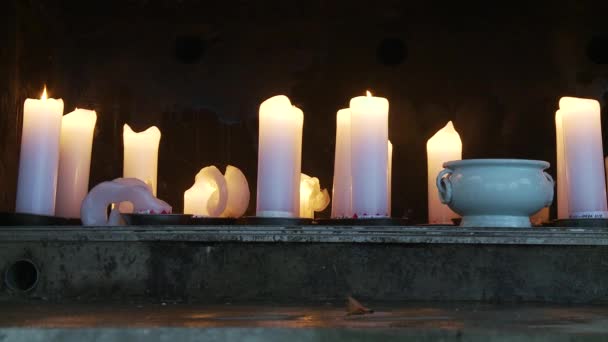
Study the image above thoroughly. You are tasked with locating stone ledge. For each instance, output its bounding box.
[0,225,606,245]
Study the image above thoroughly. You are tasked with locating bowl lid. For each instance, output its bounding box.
[443,159,550,169]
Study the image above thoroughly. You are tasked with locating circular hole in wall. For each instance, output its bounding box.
[587,34,608,64]
[175,35,206,64]
[376,37,408,66]
[5,259,39,292]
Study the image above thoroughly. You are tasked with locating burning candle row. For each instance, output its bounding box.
[14,87,608,222]
[16,88,97,218]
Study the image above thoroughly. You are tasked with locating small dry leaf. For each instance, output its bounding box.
[346,296,374,315]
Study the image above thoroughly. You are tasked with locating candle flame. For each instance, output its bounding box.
[41,86,47,100]
[366,90,372,97]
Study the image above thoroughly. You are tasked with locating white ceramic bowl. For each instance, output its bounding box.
[436,159,554,227]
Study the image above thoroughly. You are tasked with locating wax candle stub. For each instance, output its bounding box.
[184,166,228,217]
[427,121,461,224]
[184,165,250,218]
[299,173,330,219]
[55,108,97,218]
[16,87,64,215]
[221,165,250,218]
[256,95,303,217]
[81,178,172,226]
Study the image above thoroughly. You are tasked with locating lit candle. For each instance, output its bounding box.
[123,124,161,196]
[427,121,461,224]
[184,166,228,217]
[559,97,608,218]
[256,95,303,217]
[555,110,568,219]
[299,173,330,219]
[55,108,97,218]
[16,87,64,215]
[387,140,393,217]
[349,91,389,218]
[331,108,352,218]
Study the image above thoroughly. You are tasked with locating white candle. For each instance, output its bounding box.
[555,110,569,219]
[256,95,303,217]
[184,166,228,217]
[559,97,608,218]
[387,140,393,217]
[299,173,330,219]
[427,121,461,224]
[55,108,97,218]
[349,91,389,218]
[331,108,352,218]
[123,124,161,196]
[16,87,64,215]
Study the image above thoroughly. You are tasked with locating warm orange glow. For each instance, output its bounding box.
[366,90,372,97]
[41,86,47,100]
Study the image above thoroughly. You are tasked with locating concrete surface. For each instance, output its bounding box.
[0,302,607,341]
[0,225,607,304]
[0,225,607,245]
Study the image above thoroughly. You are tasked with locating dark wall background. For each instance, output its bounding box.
[2,0,608,222]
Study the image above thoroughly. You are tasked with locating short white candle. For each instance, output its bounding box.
[55,108,97,218]
[349,91,389,218]
[555,110,569,219]
[559,97,608,218]
[16,87,64,215]
[123,124,161,196]
[331,108,352,218]
[426,121,461,224]
[256,95,303,217]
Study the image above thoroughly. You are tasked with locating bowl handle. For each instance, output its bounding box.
[436,169,453,205]
[543,171,555,207]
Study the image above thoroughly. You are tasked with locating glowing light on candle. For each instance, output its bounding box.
[299,173,330,219]
[184,166,228,217]
[41,86,47,100]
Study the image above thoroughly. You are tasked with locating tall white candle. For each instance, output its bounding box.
[16,87,64,215]
[387,140,393,217]
[55,109,97,218]
[349,91,389,218]
[256,95,303,217]
[427,121,461,224]
[331,108,352,218]
[559,97,608,218]
[555,110,569,219]
[123,124,161,196]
